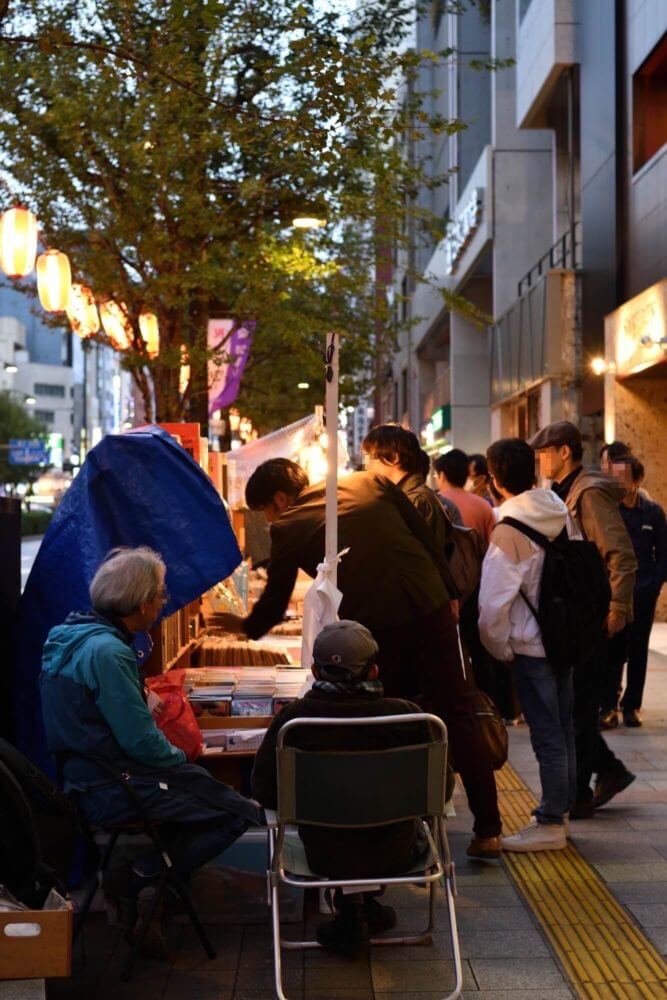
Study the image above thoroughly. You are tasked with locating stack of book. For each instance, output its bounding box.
[232,669,276,716]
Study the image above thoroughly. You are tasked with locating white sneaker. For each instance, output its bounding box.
[501,821,567,853]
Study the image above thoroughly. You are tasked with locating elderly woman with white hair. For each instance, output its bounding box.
[40,546,261,945]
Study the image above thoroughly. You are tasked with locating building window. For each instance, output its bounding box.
[633,32,667,174]
[34,382,66,397]
[34,409,55,424]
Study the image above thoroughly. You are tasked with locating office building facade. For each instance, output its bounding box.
[386,0,666,490]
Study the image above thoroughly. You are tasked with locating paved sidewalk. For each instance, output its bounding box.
[507,624,667,968]
[50,627,667,999]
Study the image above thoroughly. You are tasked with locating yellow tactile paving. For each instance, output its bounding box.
[496,762,667,998]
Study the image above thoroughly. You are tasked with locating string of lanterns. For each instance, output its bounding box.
[0,205,160,360]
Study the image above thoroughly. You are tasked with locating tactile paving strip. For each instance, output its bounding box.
[496,764,667,998]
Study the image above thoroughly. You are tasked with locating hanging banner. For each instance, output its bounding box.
[208,318,256,415]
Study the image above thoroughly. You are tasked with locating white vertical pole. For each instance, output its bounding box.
[324,331,339,584]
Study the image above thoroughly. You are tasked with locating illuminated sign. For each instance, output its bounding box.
[606,279,667,377]
[442,188,484,276]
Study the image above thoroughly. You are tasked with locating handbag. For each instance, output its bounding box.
[472,688,508,771]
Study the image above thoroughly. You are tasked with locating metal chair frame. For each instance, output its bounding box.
[267,713,463,1000]
[62,752,216,982]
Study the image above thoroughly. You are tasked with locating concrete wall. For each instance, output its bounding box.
[626,1,667,300]
[613,374,667,619]
[516,0,579,128]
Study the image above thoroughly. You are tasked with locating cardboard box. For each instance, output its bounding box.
[0,903,73,980]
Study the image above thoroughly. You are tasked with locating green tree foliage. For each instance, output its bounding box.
[0,391,47,488]
[0,0,491,432]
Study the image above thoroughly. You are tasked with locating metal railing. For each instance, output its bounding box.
[517,222,580,298]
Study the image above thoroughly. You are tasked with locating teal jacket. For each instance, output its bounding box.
[40,611,186,779]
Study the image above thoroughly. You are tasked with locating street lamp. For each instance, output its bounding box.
[292,216,326,230]
[25,395,36,405]
[36,249,72,312]
[297,382,310,389]
[139,311,160,358]
[3,362,17,374]
[67,283,100,338]
[100,300,132,350]
[0,206,38,278]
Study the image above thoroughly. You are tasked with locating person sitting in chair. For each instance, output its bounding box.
[252,619,453,956]
[40,546,262,950]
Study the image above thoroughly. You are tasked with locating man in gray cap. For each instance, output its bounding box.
[252,619,449,956]
[528,420,637,815]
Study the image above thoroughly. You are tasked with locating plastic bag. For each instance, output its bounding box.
[146,669,203,762]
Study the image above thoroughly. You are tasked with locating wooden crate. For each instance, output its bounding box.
[0,903,73,980]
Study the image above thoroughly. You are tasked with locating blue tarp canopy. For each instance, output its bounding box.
[13,426,241,768]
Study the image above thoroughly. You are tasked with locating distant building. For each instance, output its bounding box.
[0,283,133,464]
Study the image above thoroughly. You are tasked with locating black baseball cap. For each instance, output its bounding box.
[313,620,379,678]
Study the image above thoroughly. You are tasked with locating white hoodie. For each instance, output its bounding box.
[478,488,579,662]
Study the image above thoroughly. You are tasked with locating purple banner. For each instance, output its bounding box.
[208,319,255,415]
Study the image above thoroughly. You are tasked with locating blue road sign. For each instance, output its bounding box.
[9,439,50,465]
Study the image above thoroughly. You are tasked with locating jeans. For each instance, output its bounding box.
[512,655,576,824]
[601,588,660,714]
[373,604,502,839]
[134,814,249,877]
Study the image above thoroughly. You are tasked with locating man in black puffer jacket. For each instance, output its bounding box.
[252,620,451,955]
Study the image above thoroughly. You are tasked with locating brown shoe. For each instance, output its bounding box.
[467,835,502,860]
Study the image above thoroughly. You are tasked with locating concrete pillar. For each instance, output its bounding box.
[491,0,554,318]
[450,313,491,451]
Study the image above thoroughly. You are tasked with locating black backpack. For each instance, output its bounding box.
[500,517,611,671]
[0,738,80,907]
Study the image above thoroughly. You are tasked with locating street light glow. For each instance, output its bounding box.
[25,395,36,405]
[590,357,607,376]
[4,362,17,373]
[298,382,310,389]
[292,217,326,230]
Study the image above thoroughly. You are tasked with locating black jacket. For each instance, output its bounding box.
[252,686,449,877]
[244,471,451,640]
[620,495,666,593]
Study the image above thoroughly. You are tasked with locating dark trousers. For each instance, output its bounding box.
[373,603,502,839]
[460,591,521,722]
[601,588,660,714]
[573,636,624,802]
[134,814,249,877]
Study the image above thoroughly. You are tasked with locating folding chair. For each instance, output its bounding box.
[59,752,216,982]
[267,713,463,1000]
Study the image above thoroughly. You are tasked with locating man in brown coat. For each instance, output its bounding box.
[529,421,637,815]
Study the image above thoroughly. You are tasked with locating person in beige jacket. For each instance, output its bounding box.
[529,421,637,817]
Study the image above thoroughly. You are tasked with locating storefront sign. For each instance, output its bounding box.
[443,188,484,276]
[606,278,667,377]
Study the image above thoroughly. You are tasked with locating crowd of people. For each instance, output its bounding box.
[38,420,666,956]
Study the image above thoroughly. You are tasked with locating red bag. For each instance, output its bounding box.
[146,669,203,763]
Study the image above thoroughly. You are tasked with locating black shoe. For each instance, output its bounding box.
[569,800,595,820]
[364,897,396,933]
[134,889,171,960]
[316,902,369,957]
[623,710,642,728]
[591,768,636,809]
[599,710,619,730]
